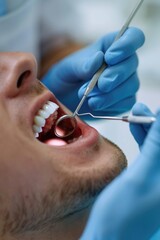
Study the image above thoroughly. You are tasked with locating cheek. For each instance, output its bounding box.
[0,144,59,201]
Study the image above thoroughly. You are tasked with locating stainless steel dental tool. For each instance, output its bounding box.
[54,0,145,138]
[77,113,156,124]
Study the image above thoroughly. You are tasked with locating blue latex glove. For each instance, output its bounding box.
[130,102,156,147]
[42,27,145,115]
[80,104,160,240]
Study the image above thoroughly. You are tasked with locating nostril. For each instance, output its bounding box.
[17,70,31,88]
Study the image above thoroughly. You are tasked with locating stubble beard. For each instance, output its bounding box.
[1,137,127,237]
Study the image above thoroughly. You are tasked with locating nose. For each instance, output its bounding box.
[0,52,38,97]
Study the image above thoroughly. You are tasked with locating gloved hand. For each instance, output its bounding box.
[42,27,145,115]
[80,104,160,240]
[129,102,156,147]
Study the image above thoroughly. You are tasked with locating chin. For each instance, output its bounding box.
[36,135,127,222]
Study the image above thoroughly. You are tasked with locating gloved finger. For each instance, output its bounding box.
[132,110,160,181]
[42,51,104,88]
[125,110,160,239]
[98,53,138,92]
[79,73,139,111]
[92,31,117,52]
[73,51,104,80]
[131,102,154,115]
[130,123,147,147]
[91,96,136,115]
[79,96,136,116]
[105,27,145,65]
[141,109,160,165]
[129,103,155,147]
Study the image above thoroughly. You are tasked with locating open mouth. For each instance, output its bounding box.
[32,100,82,145]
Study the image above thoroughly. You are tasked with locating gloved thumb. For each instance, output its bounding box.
[129,103,155,147]
[140,109,160,162]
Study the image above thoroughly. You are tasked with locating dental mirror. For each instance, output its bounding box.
[55,115,77,138]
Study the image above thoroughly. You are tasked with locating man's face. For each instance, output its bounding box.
[0,52,127,235]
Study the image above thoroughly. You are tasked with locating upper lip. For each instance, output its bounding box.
[29,90,62,131]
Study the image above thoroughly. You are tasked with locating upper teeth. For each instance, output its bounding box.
[33,101,59,138]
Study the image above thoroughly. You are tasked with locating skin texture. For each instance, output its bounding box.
[0,52,127,240]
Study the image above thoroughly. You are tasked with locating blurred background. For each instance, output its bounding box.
[0,0,159,163]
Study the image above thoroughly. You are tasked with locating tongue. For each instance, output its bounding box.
[44,138,67,146]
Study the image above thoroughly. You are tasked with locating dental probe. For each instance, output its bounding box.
[72,0,145,117]
[77,113,156,124]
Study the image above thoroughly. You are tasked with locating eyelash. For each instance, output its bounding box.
[17,70,31,88]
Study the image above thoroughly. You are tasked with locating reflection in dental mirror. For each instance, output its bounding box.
[54,115,77,138]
